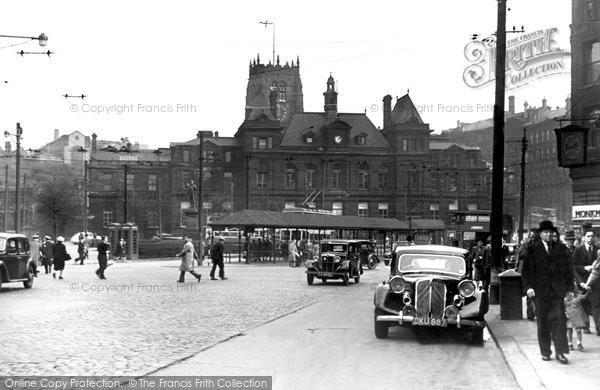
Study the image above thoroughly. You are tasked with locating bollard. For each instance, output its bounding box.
[499,269,523,320]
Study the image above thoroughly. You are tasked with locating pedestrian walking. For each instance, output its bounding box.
[564,230,577,258]
[96,236,110,280]
[288,239,299,267]
[75,238,86,265]
[41,236,54,274]
[517,229,541,321]
[30,235,42,276]
[572,229,599,334]
[116,237,126,261]
[566,283,587,351]
[52,236,70,280]
[470,240,490,288]
[176,235,201,283]
[210,237,227,280]
[521,220,574,364]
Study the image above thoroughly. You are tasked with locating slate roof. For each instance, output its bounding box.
[279,112,390,148]
[429,141,481,151]
[176,137,240,147]
[209,209,409,230]
[391,94,425,125]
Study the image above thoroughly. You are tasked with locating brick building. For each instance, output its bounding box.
[569,0,600,231]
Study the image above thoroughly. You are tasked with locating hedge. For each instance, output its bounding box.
[138,240,186,259]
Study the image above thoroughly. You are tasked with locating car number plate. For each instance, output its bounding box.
[319,272,333,277]
[412,317,448,327]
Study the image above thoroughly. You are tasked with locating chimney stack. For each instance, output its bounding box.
[214,131,219,138]
[91,133,97,154]
[565,96,571,112]
[542,97,547,108]
[54,129,59,140]
[508,95,515,115]
[383,95,392,129]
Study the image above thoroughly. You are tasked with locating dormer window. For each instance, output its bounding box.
[356,134,367,145]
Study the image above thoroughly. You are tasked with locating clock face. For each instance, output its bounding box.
[334,135,343,144]
[276,103,288,121]
[563,134,582,160]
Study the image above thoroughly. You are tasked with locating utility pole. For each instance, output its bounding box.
[83,160,88,234]
[4,165,8,231]
[490,0,507,269]
[197,130,213,255]
[158,176,163,239]
[14,123,22,233]
[123,164,128,223]
[518,128,528,245]
[22,174,26,227]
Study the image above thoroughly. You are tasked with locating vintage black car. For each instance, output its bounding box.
[373,245,488,343]
[304,240,370,285]
[0,233,35,291]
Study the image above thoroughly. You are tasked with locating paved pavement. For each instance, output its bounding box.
[0,259,327,376]
[486,298,600,390]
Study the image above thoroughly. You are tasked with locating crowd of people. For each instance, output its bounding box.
[517,220,600,365]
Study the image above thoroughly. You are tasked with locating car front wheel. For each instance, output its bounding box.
[23,266,34,289]
[374,308,389,339]
[307,274,314,285]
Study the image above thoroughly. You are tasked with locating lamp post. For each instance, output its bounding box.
[244,153,255,209]
[518,128,528,244]
[197,130,213,256]
[0,33,48,46]
[4,123,23,232]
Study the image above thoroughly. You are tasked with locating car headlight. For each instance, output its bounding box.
[389,276,405,293]
[444,305,459,319]
[312,255,319,261]
[334,256,341,263]
[458,280,476,298]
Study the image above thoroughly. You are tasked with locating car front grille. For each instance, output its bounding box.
[415,279,447,319]
[320,255,335,273]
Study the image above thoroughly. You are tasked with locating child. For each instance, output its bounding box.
[565,284,587,351]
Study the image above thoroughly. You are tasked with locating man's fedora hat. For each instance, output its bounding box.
[538,220,556,233]
[565,230,576,240]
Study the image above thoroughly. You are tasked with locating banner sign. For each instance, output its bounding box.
[573,205,600,221]
[463,27,570,90]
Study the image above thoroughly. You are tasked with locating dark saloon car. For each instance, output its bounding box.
[373,245,488,343]
[0,233,35,291]
[304,240,367,285]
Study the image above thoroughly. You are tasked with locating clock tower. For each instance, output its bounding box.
[245,54,304,125]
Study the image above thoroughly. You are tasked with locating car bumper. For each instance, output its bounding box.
[375,313,485,328]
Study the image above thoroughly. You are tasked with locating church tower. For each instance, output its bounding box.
[245,55,304,125]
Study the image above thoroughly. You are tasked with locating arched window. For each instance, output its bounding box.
[331,162,344,189]
[285,163,296,189]
[357,162,369,189]
[278,83,287,101]
[305,164,318,189]
[271,81,277,91]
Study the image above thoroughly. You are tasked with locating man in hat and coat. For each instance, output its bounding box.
[41,236,54,274]
[30,235,41,276]
[521,220,574,364]
[176,235,201,283]
[210,237,226,280]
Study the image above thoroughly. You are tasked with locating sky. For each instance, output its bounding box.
[0,0,572,150]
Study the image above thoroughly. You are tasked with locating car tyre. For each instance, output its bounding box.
[468,327,484,345]
[342,271,349,286]
[374,308,389,339]
[23,265,34,289]
[307,274,314,285]
[321,278,327,284]
[367,255,378,270]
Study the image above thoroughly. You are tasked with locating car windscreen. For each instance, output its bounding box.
[398,253,466,275]
[321,244,347,253]
[0,238,5,252]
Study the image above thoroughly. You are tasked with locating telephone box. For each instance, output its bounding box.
[107,223,121,258]
[121,223,139,260]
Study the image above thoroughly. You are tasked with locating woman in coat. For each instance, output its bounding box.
[176,235,201,283]
[52,236,69,280]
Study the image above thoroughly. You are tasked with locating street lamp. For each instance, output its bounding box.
[4,123,22,232]
[0,33,48,46]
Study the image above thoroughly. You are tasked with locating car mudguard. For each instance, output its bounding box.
[374,283,390,307]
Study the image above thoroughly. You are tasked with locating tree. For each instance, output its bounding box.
[32,165,82,237]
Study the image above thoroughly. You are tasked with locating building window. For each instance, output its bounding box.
[225,151,231,163]
[147,211,158,228]
[258,138,267,149]
[448,199,458,211]
[256,171,267,189]
[183,149,190,162]
[402,139,408,151]
[148,175,157,191]
[332,202,343,215]
[278,83,286,101]
[180,201,190,227]
[586,41,600,84]
[252,137,258,149]
[305,168,316,189]
[99,173,112,191]
[585,0,595,19]
[430,203,439,219]
[102,209,113,228]
[356,135,366,145]
[331,170,341,189]
[127,174,134,189]
[358,171,369,189]
[378,203,388,218]
[378,171,389,189]
[284,164,296,189]
[358,202,369,217]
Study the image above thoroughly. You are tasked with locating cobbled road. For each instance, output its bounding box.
[0,254,384,376]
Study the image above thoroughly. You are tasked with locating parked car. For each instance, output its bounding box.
[304,239,364,285]
[373,245,488,343]
[0,233,35,291]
